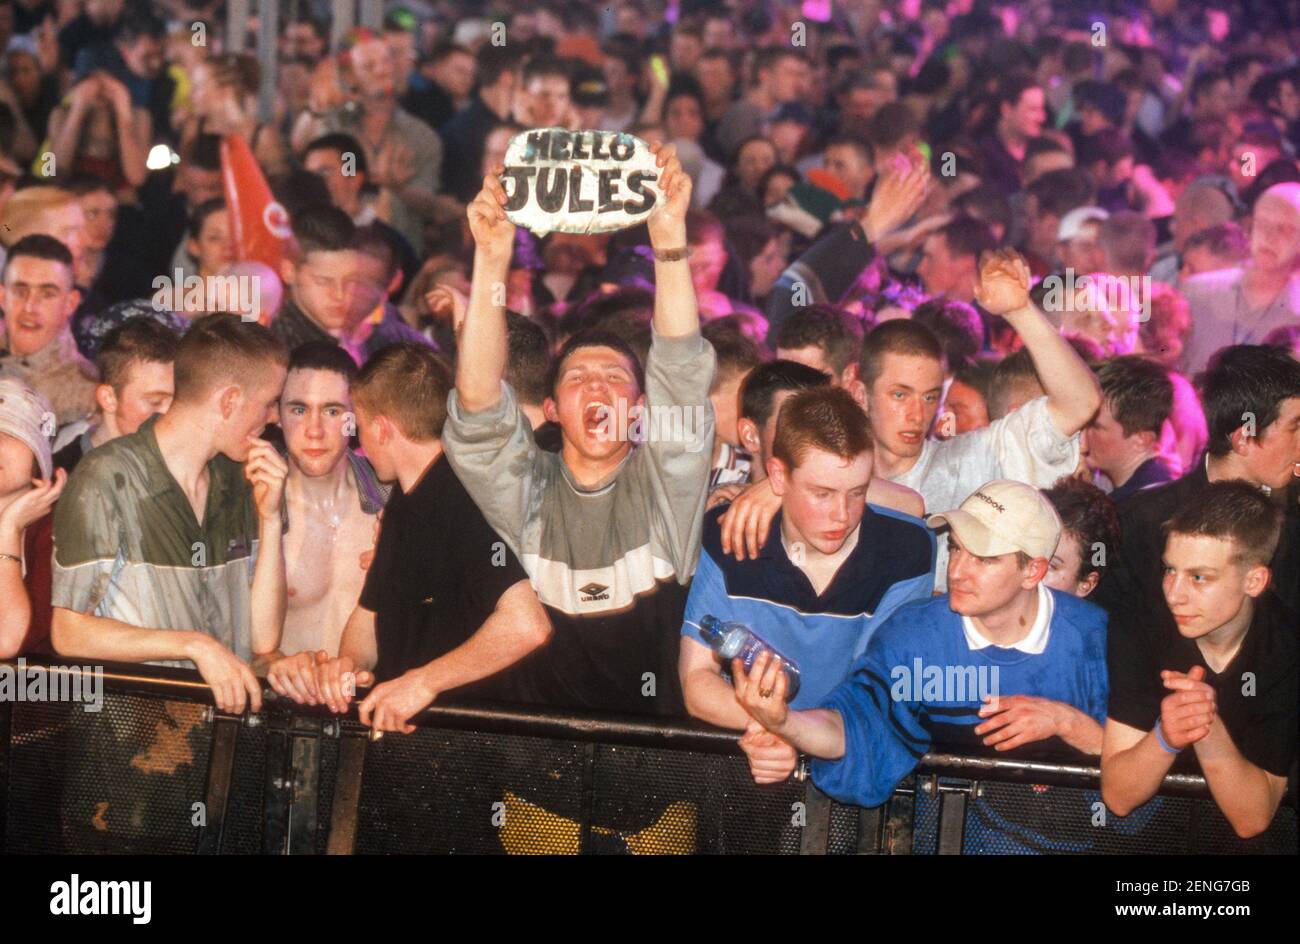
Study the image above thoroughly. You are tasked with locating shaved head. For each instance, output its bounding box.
[1256,181,1300,216]
[1250,182,1300,274]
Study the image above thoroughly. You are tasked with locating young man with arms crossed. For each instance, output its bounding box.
[734,482,1108,829]
[1101,483,1297,839]
[443,144,714,716]
[269,343,550,734]
[274,342,385,659]
[51,317,289,714]
[722,250,1102,589]
[680,386,935,730]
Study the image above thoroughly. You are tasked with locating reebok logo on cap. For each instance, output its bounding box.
[925,480,1062,561]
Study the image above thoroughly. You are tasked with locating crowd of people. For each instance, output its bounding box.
[0,0,1298,848]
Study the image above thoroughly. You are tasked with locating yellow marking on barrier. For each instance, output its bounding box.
[130,701,203,775]
[497,791,698,854]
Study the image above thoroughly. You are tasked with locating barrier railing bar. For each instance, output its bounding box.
[262,719,291,855]
[856,806,883,854]
[288,724,321,855]
[325,734,367,855]
[1,658,1262,801]
[577,741,597,854]
[936,786,969,856]
[195,716,240,855]
[884,775,915,855]
[0,702,10,853]
[798,781,833,855]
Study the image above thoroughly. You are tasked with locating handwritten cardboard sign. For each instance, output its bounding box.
[500,128,663,235]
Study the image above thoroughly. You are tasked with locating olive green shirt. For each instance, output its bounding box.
[52,414,261,666]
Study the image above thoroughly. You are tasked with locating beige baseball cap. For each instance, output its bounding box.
[926,480,1062,561]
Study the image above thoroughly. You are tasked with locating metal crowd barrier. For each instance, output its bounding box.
[0,659,1294,855]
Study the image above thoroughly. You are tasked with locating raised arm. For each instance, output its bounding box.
[765,153,929,346]
[974,248,1102,436]
[645,142,698,339]
[358,579,550,734]
[47,86,93,180]
[456,170,517,412]
[99,75,148,189]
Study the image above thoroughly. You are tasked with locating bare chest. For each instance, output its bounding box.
[282,498,376,653]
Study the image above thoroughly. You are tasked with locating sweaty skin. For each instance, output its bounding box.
[280,465,376,657]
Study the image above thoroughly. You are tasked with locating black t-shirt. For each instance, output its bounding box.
[359,454,530,694]
[1107,590,1299,778]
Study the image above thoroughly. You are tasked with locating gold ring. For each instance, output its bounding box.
[759,688,774,699]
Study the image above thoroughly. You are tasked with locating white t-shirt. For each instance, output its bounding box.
[890,395,1080,590]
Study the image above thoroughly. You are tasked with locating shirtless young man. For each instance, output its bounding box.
[278,342,384,656]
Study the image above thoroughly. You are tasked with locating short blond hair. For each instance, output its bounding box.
[0,187,77,248]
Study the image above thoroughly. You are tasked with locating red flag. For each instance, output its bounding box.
[220,134,292,272]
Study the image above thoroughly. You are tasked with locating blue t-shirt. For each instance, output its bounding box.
[681,503,935,711]
[812,590,1109,809]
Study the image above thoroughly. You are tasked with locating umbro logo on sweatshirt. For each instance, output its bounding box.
[579,582,610,602]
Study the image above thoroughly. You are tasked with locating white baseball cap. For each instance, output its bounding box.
[1057,206,1109,243]
[926,480,1062,561]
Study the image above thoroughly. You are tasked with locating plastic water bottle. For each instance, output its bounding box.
[698,615,801,700]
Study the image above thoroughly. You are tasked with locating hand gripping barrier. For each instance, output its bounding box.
[0,659,1294,855]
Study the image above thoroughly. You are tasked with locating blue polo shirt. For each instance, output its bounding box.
[811,590,1109,809]
[681,503,936,710]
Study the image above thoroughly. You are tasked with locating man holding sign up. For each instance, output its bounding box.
[444,141,715,716]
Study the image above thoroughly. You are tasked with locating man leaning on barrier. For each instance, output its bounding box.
[679,385,934,730]
[50,317,290,714]
[267,343,550,733]
[732,481,1110,851]
[1101,482,1298,839]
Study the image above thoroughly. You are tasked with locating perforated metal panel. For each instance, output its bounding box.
[1,683,1294,855]
[5,697,210,854]
[354,726,589,853]
[913,780,1298,854]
